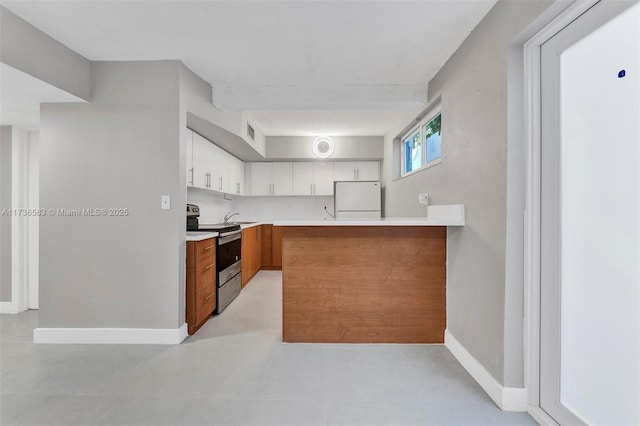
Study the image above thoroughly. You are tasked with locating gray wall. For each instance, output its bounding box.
[0,126,12,302]
[0,6,90,101]
[39,61,185,329]
[383,0,552,387]
[265,136,384,160]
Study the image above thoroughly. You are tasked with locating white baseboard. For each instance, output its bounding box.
[34,323,188,345]
[445,329,527,412]
[0,301,19,314]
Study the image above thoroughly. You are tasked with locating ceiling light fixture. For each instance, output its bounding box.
[312,136,335,158]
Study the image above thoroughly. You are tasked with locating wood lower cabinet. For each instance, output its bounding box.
[241,226,262,287]
[271,226,283,267]
[260,224,283,270]
[186,238,216,335]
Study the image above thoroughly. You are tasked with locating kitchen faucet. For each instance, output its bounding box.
[224,212,240,223]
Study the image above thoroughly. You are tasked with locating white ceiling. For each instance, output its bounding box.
[0,63,85,130]
[250,109,420,136]
[2,0,496,134]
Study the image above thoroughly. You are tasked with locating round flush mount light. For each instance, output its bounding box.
[312,136,335,158]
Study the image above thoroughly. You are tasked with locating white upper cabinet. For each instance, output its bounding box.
[188,129,245,196]
[211,144,229,193]
[293,163,314,196]
[250,163,273,196]
[271,163,293,196]
[192,132,213,189]
[186,129,194,186]
[333,161,379,181]
[228,156,245,196]
[293,162,334,196]
[356,161,380,181]
[313,162,335,195]
[249,162,293,196]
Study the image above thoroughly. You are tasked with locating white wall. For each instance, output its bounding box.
[558,3,639,423]
[39,61,185,329]
[0,126,33,313]
[232,196,334,222]
[186,189,233,224]
[0,126,12,304]
[382,0,552,387]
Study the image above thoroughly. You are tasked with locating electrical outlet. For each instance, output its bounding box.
[418,193,429,206]
[161,195,171,210]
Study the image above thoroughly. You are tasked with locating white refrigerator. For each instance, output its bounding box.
[334,181,382,219]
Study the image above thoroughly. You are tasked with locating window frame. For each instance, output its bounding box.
[400,104,442,178]
[401,125,423,177]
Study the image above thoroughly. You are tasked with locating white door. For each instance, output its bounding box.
[540,2,640,425]
[313,162,334,195]
[333,162,357,181]
[250,163,272,196]
[356,161,380,181]
[192,132,212,189]
[293,162,314,196]
[271,162,293,196]
[185,129,194,186]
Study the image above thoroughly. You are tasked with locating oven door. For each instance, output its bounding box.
[217,230,242,272]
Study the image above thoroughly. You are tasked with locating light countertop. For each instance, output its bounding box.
[186,231,218,241]
[273,218,463,227]
[274,205,465,227]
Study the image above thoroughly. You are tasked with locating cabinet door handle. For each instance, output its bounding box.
[356,169,360,180]
[219,177,222,190]
[237,182,240,194]
[203,245,215,252]
[204,293,214,301]
[310,184,313,195]
[203,264,215,272]
[353,169,357,180]
[189,168,194,186]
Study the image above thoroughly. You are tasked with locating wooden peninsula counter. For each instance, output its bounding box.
[274,205,465,344]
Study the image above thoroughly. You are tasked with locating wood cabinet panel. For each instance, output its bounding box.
[282,226,446,343]
[195,282,216,326]
[272,226,283,267]
[186,239,217,335]
[241,226,262,287]
[261,224,273,266]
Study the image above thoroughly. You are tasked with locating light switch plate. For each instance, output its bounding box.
[161,195,171,210]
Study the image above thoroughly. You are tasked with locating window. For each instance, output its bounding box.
[424,114,441,165]
[403,129,422,175]
[401,107,442,177]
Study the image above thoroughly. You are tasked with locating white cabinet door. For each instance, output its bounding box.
[333,162,358,181]
[313,162,334,195]
[211,144,229,193]
[272,162,293,196]
[250,163,272,196]
[186,129,194,186]
[357,161,380,181]
[192,132,213,189]
[228,156,245,195]
[293,163,314,196]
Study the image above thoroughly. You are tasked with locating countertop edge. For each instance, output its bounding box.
[185,232,219,241]
[272,220,464,227]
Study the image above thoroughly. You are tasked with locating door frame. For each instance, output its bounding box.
[522,1,599,424]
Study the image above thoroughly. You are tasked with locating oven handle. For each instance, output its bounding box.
[218,230,241,245]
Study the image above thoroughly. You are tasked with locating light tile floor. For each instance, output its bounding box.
[1,271,537,425]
